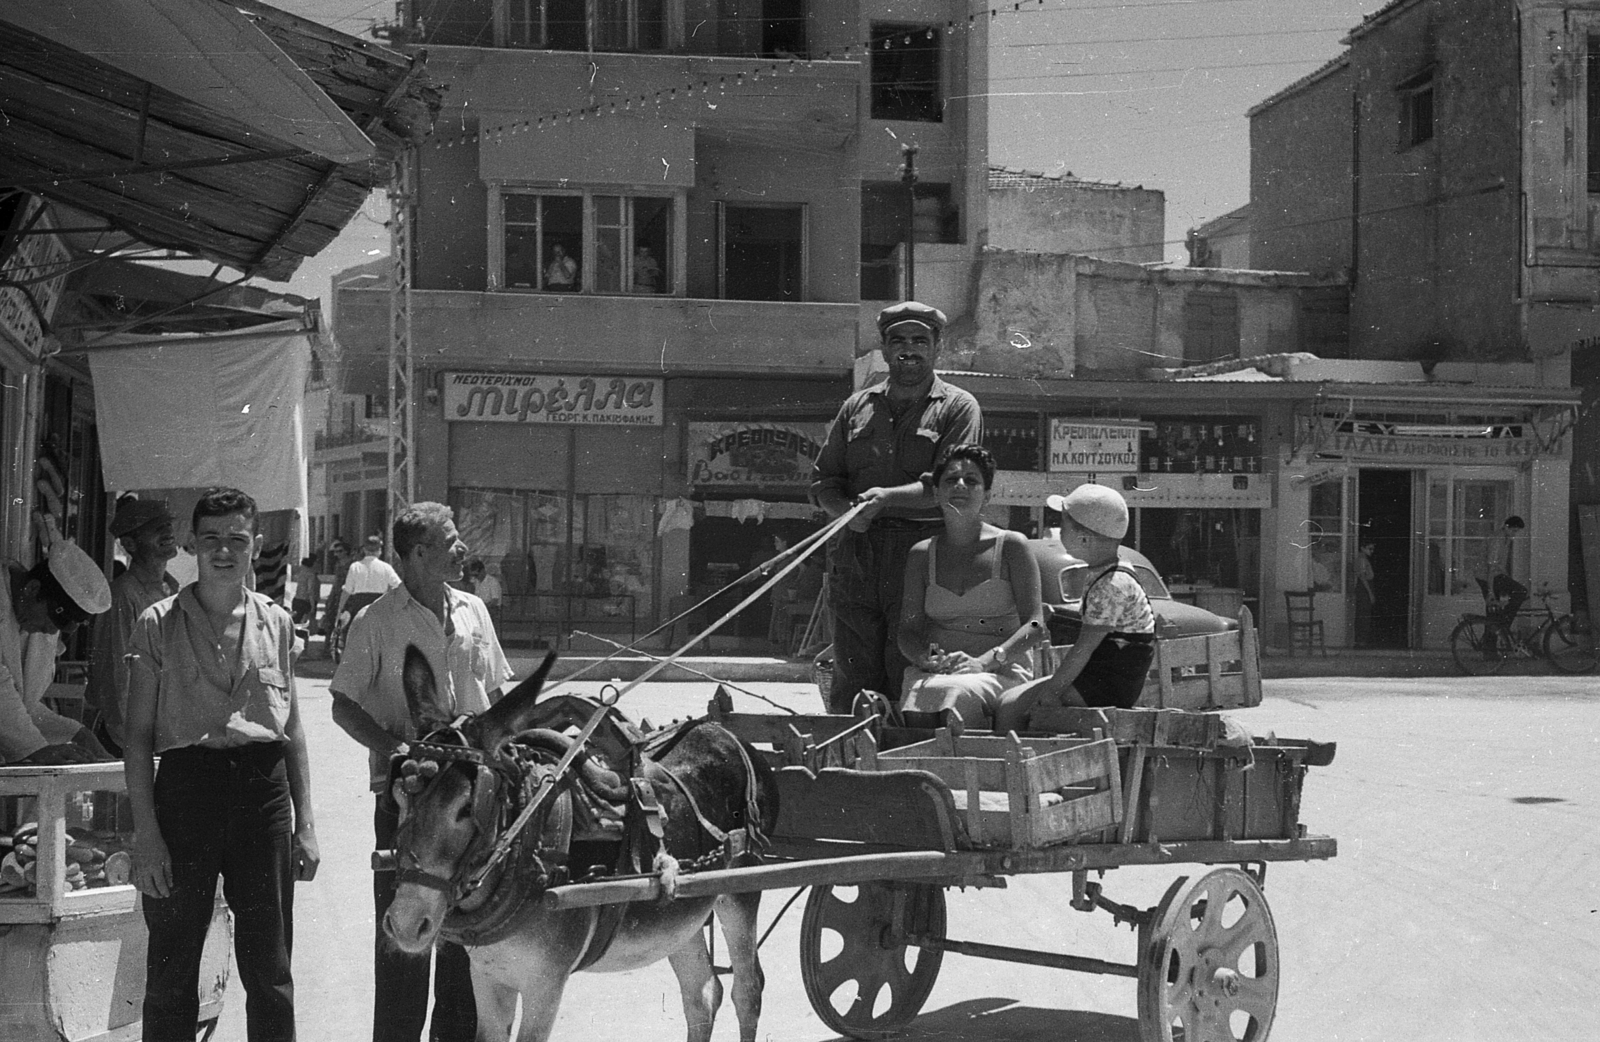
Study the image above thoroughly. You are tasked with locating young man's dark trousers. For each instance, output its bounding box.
[372,793,477,1042]
[143,743,296,1042]
[828,521,940,713]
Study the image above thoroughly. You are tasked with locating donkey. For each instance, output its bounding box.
[383,647,779,1042]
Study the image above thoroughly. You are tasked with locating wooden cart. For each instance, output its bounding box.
[534,696,1336,1042]
[0,764,230,1042]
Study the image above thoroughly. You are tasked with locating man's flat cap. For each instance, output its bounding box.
[109,497,173,537]
[877,301,947,336]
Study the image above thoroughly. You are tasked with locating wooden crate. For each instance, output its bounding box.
[1038,608,1263,712]
[873,731,1122,849]
[1118,740,1317,844]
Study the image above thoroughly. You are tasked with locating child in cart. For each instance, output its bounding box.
[994,483,1156,732]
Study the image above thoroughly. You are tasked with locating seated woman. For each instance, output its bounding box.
[895,444,1045,730]
[994,483,1156,733]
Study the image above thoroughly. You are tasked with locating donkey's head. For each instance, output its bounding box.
[383,645,557,953]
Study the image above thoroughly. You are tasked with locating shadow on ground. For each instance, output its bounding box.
[824,998,1139,1042]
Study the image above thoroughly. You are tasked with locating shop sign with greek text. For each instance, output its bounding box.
[445,372,662,426]
[1048,420,1141,472]
[688,421,828,488]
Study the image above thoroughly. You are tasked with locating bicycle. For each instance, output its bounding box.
[1449,586,1597,676]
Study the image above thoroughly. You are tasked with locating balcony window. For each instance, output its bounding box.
[501,191,673,295]
[720,204,804,301]
[505,0,667,51]
[871,24,941,123]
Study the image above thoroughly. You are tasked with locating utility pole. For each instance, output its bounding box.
[900,142,918,301]
[386,148,415,542]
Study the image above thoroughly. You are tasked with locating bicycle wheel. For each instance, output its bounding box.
[1451,616,1506,676]
[1545,614,1598,674]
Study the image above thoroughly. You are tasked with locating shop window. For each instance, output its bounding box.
[1308,479,1345,595]
[982,415,1040,471]
[1140,419,1261,474]
[451,487,656,640]
[1428,477,1513,597]
[1182,292,1239,364]
[721,204,804,301]
[871,24,941,122]
[502,191,672,295]
[1397,68,1434,150]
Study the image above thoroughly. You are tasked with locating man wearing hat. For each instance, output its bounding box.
[0,535,114,764]
[812,301,982,711]
[86,496,180,751]
[994,483,1157,730]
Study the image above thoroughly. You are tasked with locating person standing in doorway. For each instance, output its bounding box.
[1354,541,1377,646]
[811,301,982,712]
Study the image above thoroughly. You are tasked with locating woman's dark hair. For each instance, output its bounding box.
[930,443,997,490]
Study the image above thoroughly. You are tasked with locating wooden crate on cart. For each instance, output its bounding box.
[1019,705,1335,845]
[872,730,1123,848]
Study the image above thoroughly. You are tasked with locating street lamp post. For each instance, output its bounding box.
[900,143,918,300]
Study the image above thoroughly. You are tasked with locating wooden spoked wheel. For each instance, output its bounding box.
[799,882,946,1039]
[1138,868,1279,1042]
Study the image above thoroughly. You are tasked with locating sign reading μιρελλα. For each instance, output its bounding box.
[444,372,662,425]
[1049,420,1141,472]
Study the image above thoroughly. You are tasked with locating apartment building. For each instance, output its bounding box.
[332,0,987,646]
[1245,0,1585,647]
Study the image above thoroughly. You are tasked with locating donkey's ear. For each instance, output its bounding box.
[476,650,556,748]
[402,644,453,732]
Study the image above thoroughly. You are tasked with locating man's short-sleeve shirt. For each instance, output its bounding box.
[343,555,402,597]
[330,584,514,790]
[811,376,982,522]
[127,587,298,753]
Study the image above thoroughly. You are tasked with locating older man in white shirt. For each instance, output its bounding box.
[329,503,512,1042]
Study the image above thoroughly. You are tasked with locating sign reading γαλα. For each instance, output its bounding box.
[1049,420,1141,472]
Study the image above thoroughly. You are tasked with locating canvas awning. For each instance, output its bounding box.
[0,0,437,281]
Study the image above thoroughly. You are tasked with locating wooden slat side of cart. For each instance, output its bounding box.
[1,764,229,1042]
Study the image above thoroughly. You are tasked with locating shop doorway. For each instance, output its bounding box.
[689,516,823,647]
[1355,469,1413,648]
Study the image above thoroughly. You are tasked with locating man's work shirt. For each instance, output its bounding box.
[342,555,402,598]
[0,566,77,762]
[330,584,513,791]
[86,569,180,744]
[127,587,299,753]
[811,376,982,522]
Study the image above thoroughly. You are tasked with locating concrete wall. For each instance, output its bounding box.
[947,250,1341,378]
[1249,63,1352,275]
[989,185,1165,263]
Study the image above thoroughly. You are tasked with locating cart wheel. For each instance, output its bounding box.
[799,882,946,1039]
[1137,868,1278,1042]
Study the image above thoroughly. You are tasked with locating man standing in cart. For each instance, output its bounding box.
[86,495,180,753]
[330,502,512,1042]
[812,301,982,712]
[0,534,114,764]
[123,487,319,1042]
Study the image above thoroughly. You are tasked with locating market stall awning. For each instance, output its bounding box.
[0,0,437,281]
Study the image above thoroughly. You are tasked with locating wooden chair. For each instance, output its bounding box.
[1283,590,1327,656]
